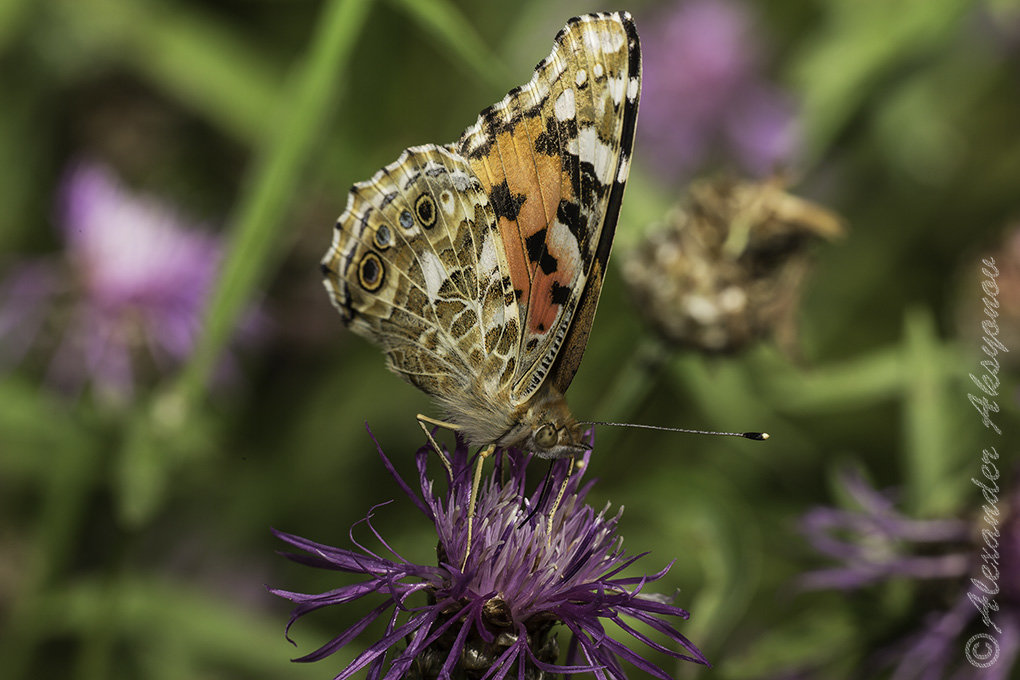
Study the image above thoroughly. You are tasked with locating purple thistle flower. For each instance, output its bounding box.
[271,433,708,680]
[638,0,799,181]
[0,159,236,399]
[799,470,972,591]
[799,469,1020,678]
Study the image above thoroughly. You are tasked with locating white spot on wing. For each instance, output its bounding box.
[608,75,625,104]
[419,250,445,299]
[478,231,497,275]
[607,24,626,52]
[582,26,602,55]
[548,218,581,269]
[450,172,471,192]
[616,154,630,183]
[627,77,639,101]
[554,88,575,121]
[577,126,614,183]
[575,69,587,87]
[440,192,454,213]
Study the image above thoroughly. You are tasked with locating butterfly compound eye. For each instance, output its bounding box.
[535,424,557,449]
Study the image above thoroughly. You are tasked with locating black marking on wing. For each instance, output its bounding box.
[556,199,585,251]
[548,12,642,395]
[550,281,570,305]
[490,180,527,221]
[524,228,558,275]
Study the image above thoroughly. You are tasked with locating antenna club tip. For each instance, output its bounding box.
[744,432,769,441]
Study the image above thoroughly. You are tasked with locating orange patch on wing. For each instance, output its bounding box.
[468,116,574,333]
[503,116,563,243]
[527,242,577,333]
[500,217,530,301]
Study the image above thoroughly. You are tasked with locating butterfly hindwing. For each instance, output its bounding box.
[322,146,521,399]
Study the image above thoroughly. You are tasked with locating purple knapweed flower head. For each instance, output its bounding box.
[0,159,231,400]
[799,469,972,591]
[799,468,1020,678]
[271,433,708,680]
[638,0,799,181]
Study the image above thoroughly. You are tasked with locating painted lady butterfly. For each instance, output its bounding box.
[321,12,640,459]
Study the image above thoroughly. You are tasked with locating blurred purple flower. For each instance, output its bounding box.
[0,160,232,399]
[800,469,1020,679]
[272,434,707,680]
[638,0,799,180]
[799,470,972,591]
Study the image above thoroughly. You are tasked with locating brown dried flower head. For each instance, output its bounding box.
[623,175,844,354]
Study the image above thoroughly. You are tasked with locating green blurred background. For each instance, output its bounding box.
[1,0,1018,678]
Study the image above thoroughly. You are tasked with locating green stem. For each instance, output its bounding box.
[174,0,374,408]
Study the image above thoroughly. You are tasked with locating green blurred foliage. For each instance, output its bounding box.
[0,0,1017,678]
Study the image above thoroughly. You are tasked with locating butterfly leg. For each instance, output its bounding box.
[462,443,495,570]
[547,455,576,545]
[416,413,457,480]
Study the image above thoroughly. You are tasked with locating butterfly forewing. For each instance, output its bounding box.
[549,15,640,394]
[457,12,640,400]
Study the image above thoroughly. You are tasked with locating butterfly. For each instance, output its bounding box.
[321,12,640,462]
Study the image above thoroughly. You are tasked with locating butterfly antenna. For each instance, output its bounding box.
[582,421,769,441]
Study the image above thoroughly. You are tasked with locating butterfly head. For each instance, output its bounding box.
[500,389,588,459]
